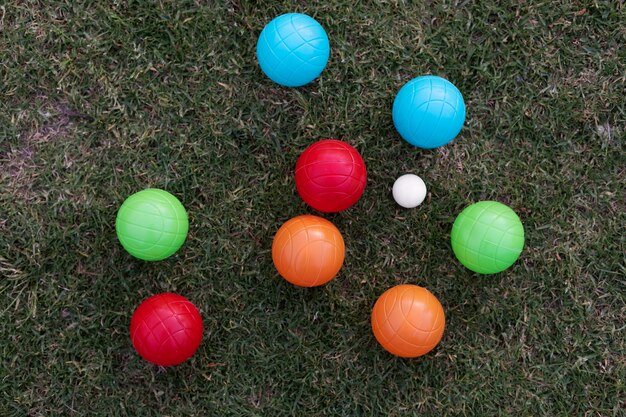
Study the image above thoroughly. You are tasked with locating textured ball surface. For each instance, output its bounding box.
[371,284,445,358]
[392,174,427,208]
[451,201,525,274]
[272,215,345,287]
[295,139,367,212]
[392,75,466,148]
[116,188,189,261]
[130,293,203,366]
[256,13,330,87]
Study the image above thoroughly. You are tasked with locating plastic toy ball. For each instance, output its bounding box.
[116,188,189,261]
[392,174,427,208]
[392,75,466,149]
[295,139,367,212]
[371,284,445,358]
[256,13,330,87]
[272,215,345,287]
[130,293,203,366]
[451,201,525,274]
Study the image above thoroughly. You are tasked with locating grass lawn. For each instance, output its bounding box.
[1,1,625,416]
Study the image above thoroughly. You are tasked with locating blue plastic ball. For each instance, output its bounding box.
[256,13,330,87]
[392,75,466,149]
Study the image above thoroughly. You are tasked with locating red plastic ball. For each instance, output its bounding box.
[295,139,367,212]
[130,293,203,366]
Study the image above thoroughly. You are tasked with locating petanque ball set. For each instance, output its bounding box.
[116,12,525,366]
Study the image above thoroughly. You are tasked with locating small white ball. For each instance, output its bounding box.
[392,174,427,208]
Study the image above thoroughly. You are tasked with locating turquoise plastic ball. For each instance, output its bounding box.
[256,13,330,87]
[392,75,466,149]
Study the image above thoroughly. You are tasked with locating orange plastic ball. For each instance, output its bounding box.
[371,284,445,358]
[272,215,345,287]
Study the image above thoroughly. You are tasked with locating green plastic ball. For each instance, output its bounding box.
[451,201,524,274]
[116,189,189,261]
